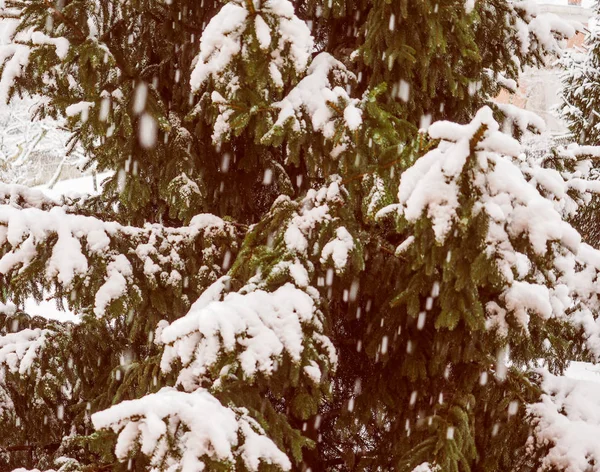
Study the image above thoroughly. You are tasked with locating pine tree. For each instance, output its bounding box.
[558,3,600,247]
[1,1,600,472]
[559,2,600,146]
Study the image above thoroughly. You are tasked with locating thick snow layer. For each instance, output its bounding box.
[412,463,440,472]
[191,0,312,92]
[190,2,248,88]
[93,254,133,317]
[11,469,56,472]
[321,226,354,273]
[397,107,524,242]
[565,361,600,383]
[0,41,30,104]
[159,278,322,389]
[9,173,110,323]
[529,369,600,471]
[0,205,108,288]
[511,1,575,60]
[255,15,272,50]
[270,52,361,141]
[283,179,355,275]
[92,387,291,471]
[23,299,78,323]
[30,32,69,59]
[0,185,233,318]
[0,181,57,209]
[464,0,476,14]
[0,326,49,375]
[514,138,600,222]
[496,102,546,134]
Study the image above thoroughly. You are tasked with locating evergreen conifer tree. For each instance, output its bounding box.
[559,2,600,146]
[1,1,600,471]
[558,2,600,247]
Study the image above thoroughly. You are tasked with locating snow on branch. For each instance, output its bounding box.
[557,19,600,143]
[154,178,361,394]
[91,387,291,472]
[396,106,578,252]
[528,370,600,472]
[0,19,31,104]
[0,11,71,104]
[495,102,546,135]
[281,178,359,275]
[190,0,312,91]
[0,181,58,210]
[411,464,440,472]
[11,468,56,472]
[0,325,50,376]
[190,0,363,151]
[486,69,517,94]
[379,106,600,351]
[158,277,334,391]
[512,1,575,59]
[264,52,362,149]
[30,32,69,60]
[320,226,354,273]
[0,204,237,316]
[0,309,60,422]
[518,142,600,219]
[0,0,130,138]
[393,106,524,243]
[474,2,576,106]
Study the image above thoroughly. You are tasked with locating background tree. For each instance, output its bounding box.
[1,1,600,472]
[0,96,85,187]
[558,2,600,246]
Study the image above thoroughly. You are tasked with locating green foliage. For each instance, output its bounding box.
[0,0,585,471]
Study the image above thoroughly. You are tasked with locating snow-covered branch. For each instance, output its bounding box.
[379,107,600,354]
[0,205,239,316]
[92,387,292,472]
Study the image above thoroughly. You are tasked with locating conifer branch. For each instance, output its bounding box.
[470,123,488,152]
[373,235,406,261]
[98,19,125,44]
[341,156,404,185]
[42,0,86,41]
[229,221,250,230]
[93,463,120,471]
[138,7,204,34]
[245,0,256,15]
[220,102,273,113]
[0,442,60,452]
[341,144,429,185]
[341,135,437,185]
[326,100,343,115]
